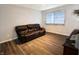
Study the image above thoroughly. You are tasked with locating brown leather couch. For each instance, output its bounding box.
[15,24,46,44]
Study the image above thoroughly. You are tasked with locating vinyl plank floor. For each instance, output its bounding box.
[0,33,67,55]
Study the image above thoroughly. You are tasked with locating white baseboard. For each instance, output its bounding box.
[47,31,69,36]
[0,37,17,44]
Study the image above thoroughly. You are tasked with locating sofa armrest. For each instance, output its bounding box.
[40,27,45,31]
[40,27,46,34]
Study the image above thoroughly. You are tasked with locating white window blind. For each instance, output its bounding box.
[46,11,64,24]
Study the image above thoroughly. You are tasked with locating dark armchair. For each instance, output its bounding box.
[63,29,79,55]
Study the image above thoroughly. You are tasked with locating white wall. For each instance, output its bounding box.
[0,5,42,42]
[42,4,79,36]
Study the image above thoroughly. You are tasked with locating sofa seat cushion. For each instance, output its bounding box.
[28,29,35,32]
[20,30,28,35]
[23,31,40,36]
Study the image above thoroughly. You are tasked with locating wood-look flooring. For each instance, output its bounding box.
[0,33,67,55]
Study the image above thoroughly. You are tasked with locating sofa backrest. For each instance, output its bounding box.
[27,24,40,31]
[15,25,28,31]
[15,25,28,35]
[15,24,40,35]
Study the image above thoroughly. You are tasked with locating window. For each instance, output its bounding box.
[46,11,64,24]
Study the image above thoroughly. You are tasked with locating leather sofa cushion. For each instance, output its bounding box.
[16,25,28,31]
[29,28,39,31]
[34,24,40,30]
[27,24,40,31]
[20,28,45,37]
[24,31,40,36]
[20,30,28,35]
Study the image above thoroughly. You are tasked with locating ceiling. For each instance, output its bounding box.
[15,4,65,11]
